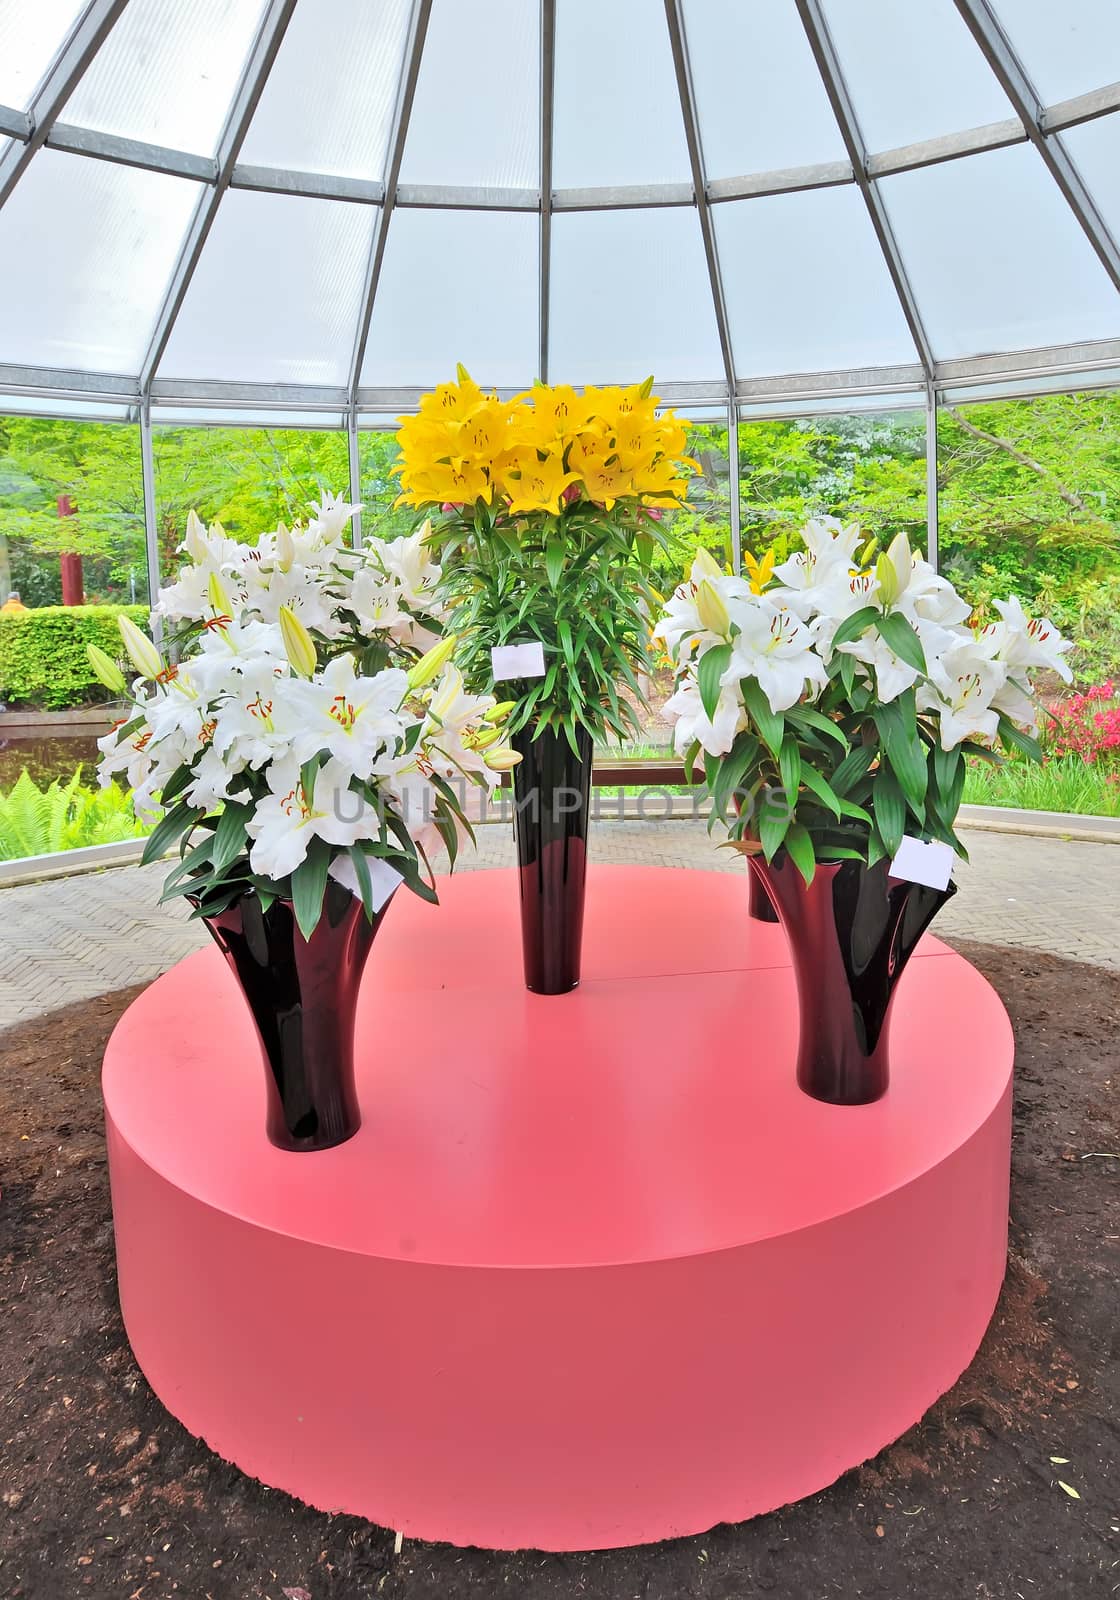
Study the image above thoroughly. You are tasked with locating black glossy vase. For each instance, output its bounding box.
[511,721,593,994]
[750,853,956,1105]
[198,878,394,1151]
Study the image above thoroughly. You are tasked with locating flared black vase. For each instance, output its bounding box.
[750,853,956,1105]
[511,721,593,994]
[198,878,394,1151]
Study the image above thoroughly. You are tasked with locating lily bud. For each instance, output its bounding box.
[118,614,163,681]
[279,605,317,679]
[692,548,722,580]
[455,363,473,385]
[695,578,731,637]
[184,509,208,562]
[276,522,295,573]
[86,643,126,693]
[428,664,464,722]
[886,531,912,598]
[417,517,434,544]
[482,746,523,771]
[469,724,504,750]
[407,632,458,690]
[483,700,516,724]
[207,570,233,616]
[875,551,899,608]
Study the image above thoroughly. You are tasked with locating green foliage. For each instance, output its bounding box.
[428,499,666,749]
[709,602,1042,885]
[0,768,149,860]
[963,752,1120,818]
[0,603,146,710]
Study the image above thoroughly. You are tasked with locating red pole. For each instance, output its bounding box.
[58,494,84,606]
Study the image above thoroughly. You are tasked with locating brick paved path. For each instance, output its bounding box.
[0,821,1117,1028]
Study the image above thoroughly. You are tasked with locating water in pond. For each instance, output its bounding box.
[0,725,108,790]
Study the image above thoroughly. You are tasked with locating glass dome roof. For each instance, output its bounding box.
[0,0,1118,418]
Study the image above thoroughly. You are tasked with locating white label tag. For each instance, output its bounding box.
[329,854,402,913]
[491,641,546,680]
[889,836,954,891]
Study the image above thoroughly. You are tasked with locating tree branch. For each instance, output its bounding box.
[943,405,1093,515]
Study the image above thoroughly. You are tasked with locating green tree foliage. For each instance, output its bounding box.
[3,395,1119,683]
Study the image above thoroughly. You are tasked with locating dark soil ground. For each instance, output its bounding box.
[1,945,1117,1600]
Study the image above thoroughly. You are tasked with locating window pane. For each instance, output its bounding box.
[60,0,268,157]
[993,0,1120,108]
[0,0,85,109]
[1062,111,1120,243]
[715,185,919,378]
[0,151,200,374]
[358,431,415,541]
[239,0,412,180]
[159,189,376,385]
[936,389,1120,686]
[879,143,1120,358]
[400,0,538,187]
[683,0,847,177]
[152,424,350,550]
[553,0,690,187]
[821,0,1015,152]
[0,414,146,622]
[738,409,926,557]
[550,208,723,384]
[361,208,538,389]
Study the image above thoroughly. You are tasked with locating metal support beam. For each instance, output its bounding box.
[925,385,939,572]
[0,0,128,210]
[347,409,363,549]
[139,401,163,637]
[953,0,1120,294]
[347,0,433,407]
[727,398,742,575]
[794,0,936,384]
[139,0,298,393]
[664,0,737,402]
[539,0,555,382]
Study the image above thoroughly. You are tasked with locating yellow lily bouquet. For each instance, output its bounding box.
[394,367,697,748]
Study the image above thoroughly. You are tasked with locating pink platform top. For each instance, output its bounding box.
[103,865,1013,1271]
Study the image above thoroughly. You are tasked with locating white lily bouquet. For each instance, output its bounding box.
[654,518,1071,881]
[92,492,519,935]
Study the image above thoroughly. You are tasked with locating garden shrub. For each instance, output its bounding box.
[1046,681,1120,767]
[0,603,147,711]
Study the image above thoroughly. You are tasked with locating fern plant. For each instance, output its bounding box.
[0,768,149,861]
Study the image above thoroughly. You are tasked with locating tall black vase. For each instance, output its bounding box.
[511,722,593,995]
[198,878,394,1151]
[750,852,956,1105]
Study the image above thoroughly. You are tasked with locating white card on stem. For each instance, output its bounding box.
[889,836,954,891]
[329,854,401,913]
[491,641,546,680]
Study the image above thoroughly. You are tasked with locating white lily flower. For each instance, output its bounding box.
[246,755,381,881]
[651,555,752,662]
[918,640,1007,750]
[771,516,864,620]
[306,489,361,547]
[723,596,829,715]
[663,678,746,759]
[272,654,410,778]
[982,596,1073,684]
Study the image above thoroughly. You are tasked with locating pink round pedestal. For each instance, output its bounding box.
[103,864,1013,1551]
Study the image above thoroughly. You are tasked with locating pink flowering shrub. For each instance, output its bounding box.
[1046,681,1120,767]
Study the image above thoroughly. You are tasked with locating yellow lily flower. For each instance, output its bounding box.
[497,449,580,514]
[744,548,776,595]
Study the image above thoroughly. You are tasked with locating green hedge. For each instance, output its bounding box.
[0,605,149,711]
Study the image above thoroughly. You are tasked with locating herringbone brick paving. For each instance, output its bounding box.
[0,821,1117,1027]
